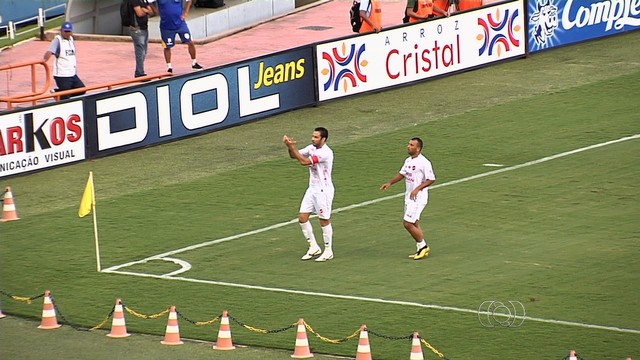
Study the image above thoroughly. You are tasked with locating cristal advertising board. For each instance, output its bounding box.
[316,0,526,101]
[83,46,316,157]
[0,101,85,178]
[528,0,640,53]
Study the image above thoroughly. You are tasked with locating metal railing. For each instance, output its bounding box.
[0,60,171,110]
[0,60,52,108]
[0,3,67,43]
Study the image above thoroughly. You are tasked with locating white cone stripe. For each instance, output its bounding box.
[115,305,124,312]
[221,317,230,325]
[168,312,178,319]
[44,297,53,304]
[42,309,56,317]
[3,204,15,211]
[357,344,370,352]
[165,325,180,333]
[112,318,126,326]
[217,330,231,337]
[295,338,309,346]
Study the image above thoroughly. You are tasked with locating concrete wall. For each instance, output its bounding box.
[148,0,296,40]
[67,0,297,40]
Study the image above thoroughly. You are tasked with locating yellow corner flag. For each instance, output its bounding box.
[79,172,94,218]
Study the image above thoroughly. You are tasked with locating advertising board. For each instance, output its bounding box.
[82,46,316,157]
[316,0,527,101]
[528,0,640,52]
[0,101,85,178]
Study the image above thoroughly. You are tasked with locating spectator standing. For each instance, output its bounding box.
[128,0,156,79]
[283,127,335,262]
[359,0,382,34]
[43,21,85,100]
[407,0,449,23]
[380,137,436,260]
[155,0,203,73]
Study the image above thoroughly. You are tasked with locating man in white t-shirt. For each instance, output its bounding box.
[380,137,436,260]
[43,21,85,100]
[283,127,335,262]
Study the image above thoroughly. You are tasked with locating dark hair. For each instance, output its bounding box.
[411,137,423,149]
[315,127,329,140]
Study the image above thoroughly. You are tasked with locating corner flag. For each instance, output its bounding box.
[79,172,94,218]
[79,171,101,272]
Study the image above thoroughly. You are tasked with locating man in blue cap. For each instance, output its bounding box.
[43,21,86,100]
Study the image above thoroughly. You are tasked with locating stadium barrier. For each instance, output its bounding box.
[0,288,450,359]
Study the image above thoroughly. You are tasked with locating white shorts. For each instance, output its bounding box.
[299,187,334,219]
[403,200,427,223]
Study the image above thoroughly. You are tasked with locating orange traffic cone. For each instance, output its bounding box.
[291,318,313,359]
[38,290,61,329]
[1,186,19,222]
[0,304,6,319]
[355,325,372,360]
[568,350,577,360]
[409,332,424,360]
[161,306,183,345]
[107,299,130,338]
[213,310,235,350]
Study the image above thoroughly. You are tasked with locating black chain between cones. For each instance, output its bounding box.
[0,289,45,304]
[229,314,296,334]
[2,289,451,358]
[366,329,450,360]
[176,309,219,326]
[50,294,115,332]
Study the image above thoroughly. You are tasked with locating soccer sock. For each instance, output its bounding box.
[192,59,197,66]
[417,240,427,250]
[299,221,318,247]
[321,223,333,250]
[166,62,172,69]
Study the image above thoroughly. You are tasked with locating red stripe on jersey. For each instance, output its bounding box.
[310,155,319,164]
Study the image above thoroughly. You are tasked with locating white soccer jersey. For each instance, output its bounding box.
[299,143,334,190]
[399,153,436,203]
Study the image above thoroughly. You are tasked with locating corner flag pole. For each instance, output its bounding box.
[90,172,101,272]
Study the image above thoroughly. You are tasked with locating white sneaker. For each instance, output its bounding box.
[315,249,334,262]
[301,245,321,260]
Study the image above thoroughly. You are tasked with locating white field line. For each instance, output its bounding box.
[101,134,640,334]
[104,269,640,334]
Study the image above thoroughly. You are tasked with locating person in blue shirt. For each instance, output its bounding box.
[154,0,203,73]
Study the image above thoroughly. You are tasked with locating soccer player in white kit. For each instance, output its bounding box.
[380,137,436,260]
[283,127,335,262]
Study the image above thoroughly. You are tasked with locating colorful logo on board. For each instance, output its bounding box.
[320,43,368,93]
[529,0,560,51]
[477,8,522,57]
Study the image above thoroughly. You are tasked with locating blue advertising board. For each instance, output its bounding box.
[528,0,640,52]
[82,46,316,157]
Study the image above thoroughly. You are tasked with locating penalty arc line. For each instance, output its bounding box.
[102,134,640,334]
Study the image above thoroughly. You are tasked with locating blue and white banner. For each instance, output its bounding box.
[83,46,316,157]
[528,0,640,52]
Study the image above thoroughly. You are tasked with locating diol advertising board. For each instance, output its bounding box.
[316,0,526,101]
[83,46,316,157]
